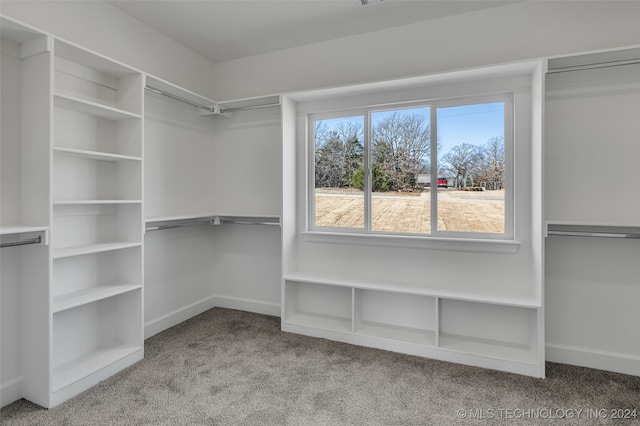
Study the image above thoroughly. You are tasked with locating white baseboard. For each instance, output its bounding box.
[144,294,280,339]
[144,295,218,339]
[1,377,23,408]
[546,343,640,376]
[214,295,280,317]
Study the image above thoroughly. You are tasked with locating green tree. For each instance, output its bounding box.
[314,120,364,188]
[350,165,390,192]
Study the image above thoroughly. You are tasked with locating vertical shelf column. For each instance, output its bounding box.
[48,39,144,408]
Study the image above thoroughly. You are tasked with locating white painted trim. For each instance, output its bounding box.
[144,296,281,340]
[303,231,520,254]
[144,295,218,339]
[546,343,640,377]
[214,295,280,317]
[0,377,23,408]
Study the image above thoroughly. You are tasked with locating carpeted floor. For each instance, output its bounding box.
[1,308,639,425]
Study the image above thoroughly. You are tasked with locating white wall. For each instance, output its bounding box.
[211,1,640,101]
[0,0,218,100]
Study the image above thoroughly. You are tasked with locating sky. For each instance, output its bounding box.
[317,102,504,164]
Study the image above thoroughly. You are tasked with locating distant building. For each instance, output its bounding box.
[416,174,449,188]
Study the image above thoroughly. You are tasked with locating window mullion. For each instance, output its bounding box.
[430,106,438,235]
[364,112,372,232]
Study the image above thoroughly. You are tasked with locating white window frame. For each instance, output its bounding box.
[308,93,514,240]
[294,61,540,254]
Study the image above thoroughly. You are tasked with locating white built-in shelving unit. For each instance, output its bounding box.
[280,62,546,378]
[1,17,53,409]
[3,9,636,413]
[1,16,144,408]
[49,37,144,406]
[283,272,541,375]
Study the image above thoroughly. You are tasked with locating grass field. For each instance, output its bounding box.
[315,189,505,233]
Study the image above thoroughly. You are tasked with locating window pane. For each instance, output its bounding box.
[436,102,505,233]
[314,116,365,229]
[370,107,431,234]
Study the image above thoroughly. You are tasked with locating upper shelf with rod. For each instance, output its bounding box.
[0,226,49,247]
[145,75,280,117]
[546,222,640,239]
[145,213,281,232]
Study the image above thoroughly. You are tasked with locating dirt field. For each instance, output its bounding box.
[315,189,505,233]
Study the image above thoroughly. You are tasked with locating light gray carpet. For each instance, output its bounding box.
[2,308,639,425]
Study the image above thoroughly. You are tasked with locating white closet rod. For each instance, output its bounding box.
[0,236,42,248]
[145,86,217,113]
[219,103,280,113]
[146,217,280,232]
[547,230,640,239]
[547,58,640,74]
[145,86,279,113]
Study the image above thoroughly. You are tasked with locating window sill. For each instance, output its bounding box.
[302,231,521,254]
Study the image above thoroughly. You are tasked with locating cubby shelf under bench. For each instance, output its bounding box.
[283,272,541,377]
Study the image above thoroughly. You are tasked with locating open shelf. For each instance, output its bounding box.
[54,39,142,116]
[356,322,436,346]
[52,344,141,392]
[52,203,142,249]
[52,242,141,259]
[282,275,541,371]
[54,200,142,205]
[53,147,141,162]
[53,107,142,158]
[438,298,539,364]
[145,75,217,112]
[54,93,141,120]
[439,333,537,365]
[0,225,49,235]
[284,271,539,308]
[53,283,141,313]
[354,289,436,346]
[53,152,141,201]
[52,290,142,392]
[52,245,141,309]
[145,212,281,223]
[284,281,352,333]
[285,312,352,333]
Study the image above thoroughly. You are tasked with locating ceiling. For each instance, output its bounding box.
[108,1,515,64]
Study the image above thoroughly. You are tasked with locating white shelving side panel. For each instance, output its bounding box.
[53,283,142,313]
[52,242,142,259]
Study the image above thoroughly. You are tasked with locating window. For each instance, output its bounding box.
[310,94,512,239]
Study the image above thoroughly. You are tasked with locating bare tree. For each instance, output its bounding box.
[476,136,505,190]
[442,143,482,188]
[372,112,430,191]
